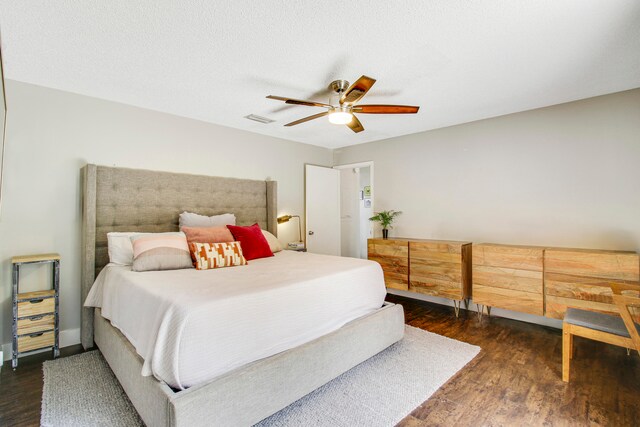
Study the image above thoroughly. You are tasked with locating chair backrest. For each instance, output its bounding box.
[610,282,640,352]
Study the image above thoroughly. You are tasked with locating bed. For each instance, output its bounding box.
[80,164,405,426]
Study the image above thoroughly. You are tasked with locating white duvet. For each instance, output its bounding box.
[85,251,386,389]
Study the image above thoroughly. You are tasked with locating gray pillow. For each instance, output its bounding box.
[179,211,236,229]
[130,232,193,272]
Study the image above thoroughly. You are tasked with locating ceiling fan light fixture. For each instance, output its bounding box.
[328,110,353,125]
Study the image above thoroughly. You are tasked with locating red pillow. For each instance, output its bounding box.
[226,223,274,261]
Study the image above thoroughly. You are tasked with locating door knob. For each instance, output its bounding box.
[308,231,314,235]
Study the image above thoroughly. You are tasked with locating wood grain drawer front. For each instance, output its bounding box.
[368,240,409,291]
[368,239,408,257]
[17,297,55,318]
[17,314,55,335]
[410,259,464,299]
[474,285,544,316]
[369,255,409,290]
[544,249,639,320]
[545,295,617,320]
[544,249,639,281]
[409,241,469,300]
[17,331,54,353]
[474,265,542,294]
[544,272,640,321]
[473,244,543,271]
[410,279,465,300]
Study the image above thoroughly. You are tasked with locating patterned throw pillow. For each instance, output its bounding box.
[189,241,248,270]
[130,232,193,272]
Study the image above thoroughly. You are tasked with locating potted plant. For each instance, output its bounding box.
[369,210,402,239]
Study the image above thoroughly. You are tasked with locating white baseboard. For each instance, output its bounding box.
[2,328,80,361]
[387,289,563,329]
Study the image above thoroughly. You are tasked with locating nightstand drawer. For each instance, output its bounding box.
[17,297,55,318]
[17,331,55,353]
[17,314,55,335]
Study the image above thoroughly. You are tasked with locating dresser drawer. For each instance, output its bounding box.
[368,239,409,291]
[473,285,543,316]
[409,241,471,300]
[544,249,639,281]
[410,278,466,300]
[473,244,543,271]
[17,314,55,335]
[17,331,55,353]
[17,297,55,318]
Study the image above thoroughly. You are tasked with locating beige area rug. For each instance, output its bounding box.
[42,326,480,426]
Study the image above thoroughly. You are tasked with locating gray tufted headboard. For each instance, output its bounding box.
[80,164,277,349]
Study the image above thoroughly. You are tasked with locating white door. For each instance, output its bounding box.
[305,164,340,255]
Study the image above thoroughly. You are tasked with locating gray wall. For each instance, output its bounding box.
[335,88,640,252]
[2,80,638,353]
[0,80,332,352]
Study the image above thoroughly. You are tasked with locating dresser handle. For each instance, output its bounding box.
[29,332,44,338]
[29,299,44,304]
[30,315,44,321]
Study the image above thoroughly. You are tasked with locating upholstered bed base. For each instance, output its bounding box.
[94,303,405,427]
[82,164,406,426]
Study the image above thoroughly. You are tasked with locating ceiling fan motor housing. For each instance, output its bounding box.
[330,79,350,94]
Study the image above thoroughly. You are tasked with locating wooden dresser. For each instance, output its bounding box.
[473,244,640,319]
[472,244,544,316]
[368,238,472,316]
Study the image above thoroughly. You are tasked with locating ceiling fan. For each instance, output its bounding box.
[266,75,419,133]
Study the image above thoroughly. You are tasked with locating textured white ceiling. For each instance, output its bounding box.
[1,1,639,149]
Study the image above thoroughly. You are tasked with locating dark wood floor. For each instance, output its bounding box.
[388,295,640,427]
[0,344,84,427]
[1,296,638,426]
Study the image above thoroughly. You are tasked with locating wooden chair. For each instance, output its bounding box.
[562,283,640,382]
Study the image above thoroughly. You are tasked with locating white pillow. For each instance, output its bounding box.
[261,229,283,253]
[107,232,145,265]
[179,212,236,229]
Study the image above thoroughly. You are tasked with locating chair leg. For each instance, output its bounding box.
[569,333,574,360]
[562,323,572,382]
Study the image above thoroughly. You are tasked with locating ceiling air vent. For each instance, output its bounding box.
[244,114,275,124]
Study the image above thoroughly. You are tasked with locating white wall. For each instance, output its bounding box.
[334,88,640,252]
[0,80,332,352]
[2,81,639,353]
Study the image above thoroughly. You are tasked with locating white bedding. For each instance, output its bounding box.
[85,251,386,389]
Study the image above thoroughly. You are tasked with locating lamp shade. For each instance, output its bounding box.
[277,215,293,224]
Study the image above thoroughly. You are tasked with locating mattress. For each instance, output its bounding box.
[84,251,386,389]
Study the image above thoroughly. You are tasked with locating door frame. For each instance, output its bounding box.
[333,161,374,257]
[332,160,374,214]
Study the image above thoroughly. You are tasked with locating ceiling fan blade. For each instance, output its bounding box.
[266,95,332,108]
[284,111,329,127]
[353,104,420,114]
[339,76,376,106]
[346,115,364,133]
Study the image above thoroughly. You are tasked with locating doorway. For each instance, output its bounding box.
[334,162,374,259]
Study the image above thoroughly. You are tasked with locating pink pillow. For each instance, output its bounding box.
[226,223,274,261]
[182,226,234,245]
